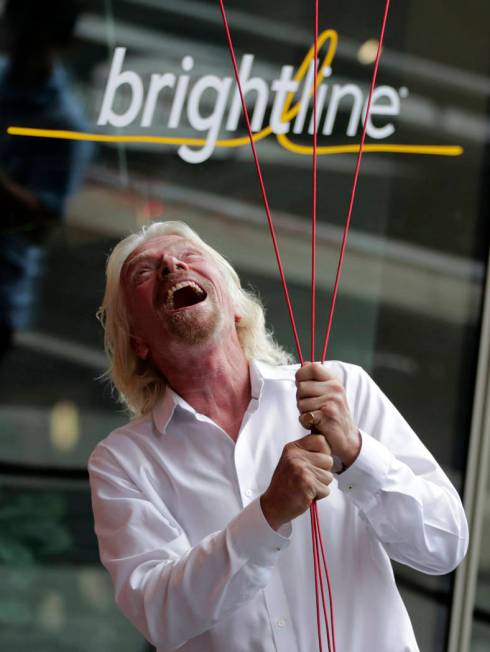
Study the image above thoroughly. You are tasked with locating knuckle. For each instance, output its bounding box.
[297,398,307,412]
[317,486,330,500]
[312,365,323,380]
[316,436,328,453]
[299,477,312,493]
[322,401,337,417]
[289,458,304,475]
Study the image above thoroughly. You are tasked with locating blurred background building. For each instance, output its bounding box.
[0,0,488,650]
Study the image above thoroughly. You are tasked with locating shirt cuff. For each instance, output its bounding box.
[336,429,393,512]
[226,497,292,568]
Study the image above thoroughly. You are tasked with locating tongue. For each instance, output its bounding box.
[173,286,204,309]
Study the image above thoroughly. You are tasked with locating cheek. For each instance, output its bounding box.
[125,286,158,332]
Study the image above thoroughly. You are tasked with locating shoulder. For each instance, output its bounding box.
[87,411,154,477]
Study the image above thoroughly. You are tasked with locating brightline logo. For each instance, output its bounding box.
[8,29,463,163]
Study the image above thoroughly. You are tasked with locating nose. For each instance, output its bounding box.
[160,254,188,276]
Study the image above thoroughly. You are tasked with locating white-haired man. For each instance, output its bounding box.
[88,220,468,652]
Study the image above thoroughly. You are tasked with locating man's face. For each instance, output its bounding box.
[121,234,236,359]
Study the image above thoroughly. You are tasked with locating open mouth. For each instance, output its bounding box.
[165,280,207,311]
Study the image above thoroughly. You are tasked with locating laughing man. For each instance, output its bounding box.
[88,220,468,652]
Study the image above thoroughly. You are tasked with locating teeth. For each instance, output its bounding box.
[165,280,204,310]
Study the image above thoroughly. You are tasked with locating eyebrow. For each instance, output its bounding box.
[124,247,203,275]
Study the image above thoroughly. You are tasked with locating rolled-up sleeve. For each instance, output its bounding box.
[88,445,290,650]
[337,365,469,575]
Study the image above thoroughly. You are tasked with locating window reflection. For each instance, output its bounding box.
[0,0,488,650]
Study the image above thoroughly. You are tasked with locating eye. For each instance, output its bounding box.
[131,265,155,285]
[182,251,202,261]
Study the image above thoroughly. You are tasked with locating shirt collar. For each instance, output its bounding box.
[152,358,293,436]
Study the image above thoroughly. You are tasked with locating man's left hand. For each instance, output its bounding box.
[295,362,362,469]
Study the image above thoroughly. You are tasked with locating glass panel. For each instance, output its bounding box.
[471,428,490,650]
[0,1,488,651]
[0,483,142,651]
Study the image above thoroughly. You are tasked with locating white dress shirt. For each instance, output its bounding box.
[88,359,468,652]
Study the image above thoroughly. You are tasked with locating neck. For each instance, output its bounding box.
[157,331,251,441]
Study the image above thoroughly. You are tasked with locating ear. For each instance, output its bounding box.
[130,335,150,360]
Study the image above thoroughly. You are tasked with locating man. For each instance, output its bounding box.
[88,220,468,652]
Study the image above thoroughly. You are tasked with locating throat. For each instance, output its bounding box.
[208,407,249,443]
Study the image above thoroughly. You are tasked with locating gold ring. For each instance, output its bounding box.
[305,411,316,428]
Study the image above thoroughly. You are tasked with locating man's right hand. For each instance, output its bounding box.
[260,434,334,531]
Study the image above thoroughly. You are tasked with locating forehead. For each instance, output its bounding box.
[122,234,211,276]
[125,234,191,264]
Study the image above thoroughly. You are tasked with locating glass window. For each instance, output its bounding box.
[0,1,488,650]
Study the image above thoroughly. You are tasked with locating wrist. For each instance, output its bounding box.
[260,493,284,532]
[340,429,362,469]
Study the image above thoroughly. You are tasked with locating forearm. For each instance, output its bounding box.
[337,431,468,574]
[96,494,289,649]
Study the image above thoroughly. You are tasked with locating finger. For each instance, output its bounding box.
[298,410,324,430]
[295,362,338,383]
[303,451,334,471]
[314,481,331,501]
[310,467,334,486]
[297,395,333,414]
[296,378,343,399]
[298,414,332,455]
[294,433,330,453]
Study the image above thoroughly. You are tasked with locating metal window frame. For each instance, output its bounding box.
[448,243,490,652]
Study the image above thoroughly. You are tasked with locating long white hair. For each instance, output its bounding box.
[98,220,293,416]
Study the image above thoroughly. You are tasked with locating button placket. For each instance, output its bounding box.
[263,568,298,650]
[234,421,258,507]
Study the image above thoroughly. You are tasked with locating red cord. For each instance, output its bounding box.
[218,0,304,366]
[310,2,335,649]
[312,502,333,652]
[311,0,319,363]
[313,503,336,651]
[217,1,391,649]
[310,507,324,652]
[320,0,391,363]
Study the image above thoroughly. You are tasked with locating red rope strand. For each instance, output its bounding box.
[310,507,324,652]
[217,0,304,365]
[320,0,391,363]
[313,503,336,652]
[218,2,391,650]
[312,502,333,652]
[311,0,319,363]
[310,2,335,650]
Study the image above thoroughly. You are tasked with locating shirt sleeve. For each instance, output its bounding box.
[87,444,291,649]
[336,364,469,575]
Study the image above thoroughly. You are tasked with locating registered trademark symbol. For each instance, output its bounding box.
[399,87,409,98]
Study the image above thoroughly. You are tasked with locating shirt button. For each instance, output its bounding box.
[245,489,253,497]
[347,484,353,491]
[276,618,286,628]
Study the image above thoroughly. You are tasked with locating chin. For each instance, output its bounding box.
[167,307,224,346]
